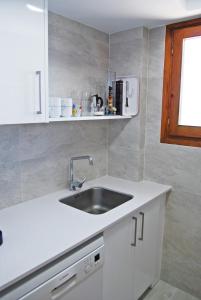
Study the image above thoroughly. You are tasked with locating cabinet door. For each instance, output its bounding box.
[103,217,134,300]
[0,0,48,124]
[133,198,161,299]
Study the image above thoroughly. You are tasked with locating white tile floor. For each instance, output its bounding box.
[141,281,199,300]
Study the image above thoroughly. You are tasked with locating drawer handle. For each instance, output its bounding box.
[36,70,42,114]
[131,216,137,247]
[138,212,144,241]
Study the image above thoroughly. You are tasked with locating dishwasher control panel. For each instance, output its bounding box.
[71,244,104,283]
[83,247,103,275]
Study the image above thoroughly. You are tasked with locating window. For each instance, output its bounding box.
[161,18,201,147]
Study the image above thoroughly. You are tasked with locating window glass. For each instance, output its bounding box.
[179,36,201,126]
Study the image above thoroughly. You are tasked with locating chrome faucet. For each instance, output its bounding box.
[69,155,94,191]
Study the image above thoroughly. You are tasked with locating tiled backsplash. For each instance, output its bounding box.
[0,122,108,209]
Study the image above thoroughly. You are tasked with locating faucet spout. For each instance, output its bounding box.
[69,155,94,191]
[89,156,94,165]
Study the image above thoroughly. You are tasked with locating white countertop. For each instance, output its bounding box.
[0,176,171,292]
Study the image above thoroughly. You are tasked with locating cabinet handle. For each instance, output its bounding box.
[36,70,42,114]
[131,216,137,247]
[138,212,144,241]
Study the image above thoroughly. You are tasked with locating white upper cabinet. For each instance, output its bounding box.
[0,0,48,124]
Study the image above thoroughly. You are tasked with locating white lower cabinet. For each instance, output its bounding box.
[103,195,166,300]
[103,215,134,300]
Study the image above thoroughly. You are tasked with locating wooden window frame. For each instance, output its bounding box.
[161,18,201,147]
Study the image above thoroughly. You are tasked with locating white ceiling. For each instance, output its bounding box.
[48,0,201,33]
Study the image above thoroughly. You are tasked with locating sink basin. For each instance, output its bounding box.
[59,187,133,215]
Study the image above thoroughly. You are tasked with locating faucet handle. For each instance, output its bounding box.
[72,177,86,191]
[78,177,86,188]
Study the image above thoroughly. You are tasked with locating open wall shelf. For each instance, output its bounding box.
[49,115,132,122]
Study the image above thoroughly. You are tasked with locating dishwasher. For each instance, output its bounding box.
[2,236,104,300]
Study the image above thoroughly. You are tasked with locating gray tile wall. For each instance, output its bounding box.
[144,27,201,299]
[108,27,148,180]
[49,12,109,99]
[0,13,109,209]
[109,25,201,299]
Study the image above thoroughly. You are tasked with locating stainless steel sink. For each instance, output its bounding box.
[59,187,133,215]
